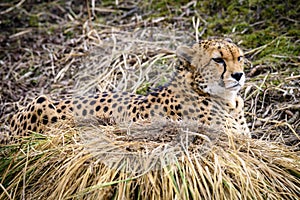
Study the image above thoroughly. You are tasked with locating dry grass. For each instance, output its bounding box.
[1,120,299,199]
[0,0,299,199]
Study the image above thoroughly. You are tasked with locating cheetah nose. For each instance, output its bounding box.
[231,72,243,81]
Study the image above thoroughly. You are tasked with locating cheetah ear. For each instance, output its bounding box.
[176,46,195,64]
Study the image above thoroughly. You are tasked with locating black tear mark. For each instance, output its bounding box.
[220,62,227,80]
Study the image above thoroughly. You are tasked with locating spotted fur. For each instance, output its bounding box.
[9,39,250,139]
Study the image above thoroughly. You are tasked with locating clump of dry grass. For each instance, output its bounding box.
[1,120,299,199]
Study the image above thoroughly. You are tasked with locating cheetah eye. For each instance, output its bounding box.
[212,58,225,65]
[237,56,243,62]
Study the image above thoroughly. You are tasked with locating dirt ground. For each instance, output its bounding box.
[0,0,299,147]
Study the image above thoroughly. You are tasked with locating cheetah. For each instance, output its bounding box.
[9,38,250,140]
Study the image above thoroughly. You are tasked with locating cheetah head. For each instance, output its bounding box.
[176,38,246,103]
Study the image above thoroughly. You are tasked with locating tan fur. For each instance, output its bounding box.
[9,39,250,140]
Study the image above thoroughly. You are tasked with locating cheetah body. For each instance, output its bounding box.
[10,39,250,138]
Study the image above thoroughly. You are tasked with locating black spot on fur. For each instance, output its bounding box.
[143,99,148,103]
[198,114,204,119]
[89,100,96,106]
[132,107,137,113]
[203,100,209,106]
[42,115,48,125]
[51,116,58,123]
[177,112,182,118]
[20,115,24,123]
[150,92,159,97]
[11,119,15,128]
[175,105,181,110]
[150,110,155,116]
[96,105,101,111]
[23,121,27,130]
[48,104,55,110]
[188,108,195,113]
[31,114,37,124]
[36,96,46,104]
[37,109,43,116]
[83,99,88,104]
[163,106,168,112]
[103,106,109,113]
[118,106,123,112]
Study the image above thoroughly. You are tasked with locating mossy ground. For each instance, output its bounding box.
[0,0,299,199]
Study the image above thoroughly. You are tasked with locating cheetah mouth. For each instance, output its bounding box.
[226,83,241,89]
